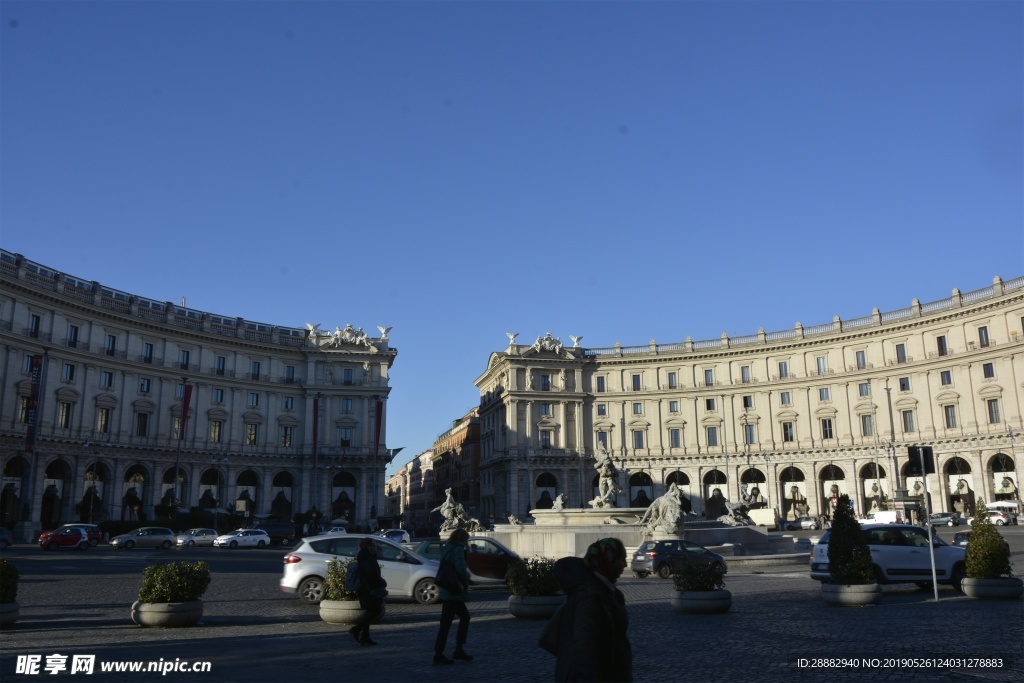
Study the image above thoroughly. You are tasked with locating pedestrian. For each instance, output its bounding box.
[349,537,387,646]
[550,537,632,682]
[433,528,473,665]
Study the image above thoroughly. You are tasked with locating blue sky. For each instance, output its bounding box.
[2,1,1021,476]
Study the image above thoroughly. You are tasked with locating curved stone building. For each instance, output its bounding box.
[475,279,1023,525]
[0,250,397,538]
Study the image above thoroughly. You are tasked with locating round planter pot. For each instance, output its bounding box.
[671,590,732,614]
[961,577,1024,600]
[508,595,564,620]
[319,600,385,625]
[820,583,881,607]
[0,601,19,629]
[131,600,203,628]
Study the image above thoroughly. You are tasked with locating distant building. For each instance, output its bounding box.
[431,408,480,527]
[386,450,434,532]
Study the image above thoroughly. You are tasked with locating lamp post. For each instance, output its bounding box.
[174,376,191,513]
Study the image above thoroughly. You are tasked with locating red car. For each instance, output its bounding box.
[43,523,103,547]
[38,526,92,551]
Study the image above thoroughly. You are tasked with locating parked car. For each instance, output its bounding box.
[0,526,13,549]
[317,526,348,536]
[38,526,92,551]
[926,512,960,527]
[109,527,176,550]
[809,524,966,589]
[411,536,519,585]
[855,511,901,525]
[41,523,103,547]
[784,516,820,531]
[281,533,440,605]
[176,528,219,547]
[254,522,298,546]
[377,529,411,544]
[630,539,727,579]
[967,510,1012,526]
[213,528,272,549]
[951,530,1010,551]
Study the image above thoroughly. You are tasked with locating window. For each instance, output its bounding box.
[987,399,1001,424]
[540,403,552,416]
[283,396,294,411]
[596,403,607,417]
[596,377,606,393]
[58,401,72,429]
[896,343,907,363]
[782,422,794,442]
[247,392,259,407]
[780,391,791,406]
[213,388,224,404]
[62,363,75,381]
[285,365,295,382]
[135,412,150,437]
[632,430,644,449]
[179,350,190,370]
[816,356,827,375]
[175,383,185,399]
[858,382,870,398]
[342,398,353,414]
[943,405,958,429]
[172,416,182,440]
[940,370,952,386]
[744,424,755,445]
[210,420,222,443]
[339,427,352,447]
[632,374,641,391]
[245,423,259,445]
[597,431,608,449]
[96,407,110,433]
[101,371,113,388]
[860,414,874,437]
[899,377,911,391]
[855,350,867,370]
[66,324,79,347]
[105,335,116,356]
[669,429,681,448]
[23,354,33,373]
[29,314,41,337]
[215,356,225,375]
[778,361,789,379]
[632,402,643,415]
[540,430,552,448]
[901,410,915,434]
[669,400,679,413]
[281,425,294,447]
[742,395,753,409]
[705,398,716,411]
[541,374,551,391]
[343,368,353,384]
[143,342,154,364]
[983,363,994,379]
[706,426,719,447]
[740,366,751,383]
[250,361,261,380]
[704,369,714,386]
[18,397,30,423]
[821,418,834,440]
[936,335,948,357]
[818,387,830,401]
[139,378,151,394]
[667,372,677,389]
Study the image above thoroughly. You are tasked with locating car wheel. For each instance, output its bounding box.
[656,563,672,579]
[633,571,649,579]
[711,562,726,575]
[48,541,59,551]
[915,581,934,590]
[785,524,795,531]
[951,563,966,593]
[89,539,98,547]
[298,577,325,605]
[187,540,195,547]
[996,519,1005,526]
[161,541,172,550]
[125,540,135,550]
[280,538,292,547]
[414,578,440,605]
[230,540,238,549]
[257,540,265,548]
[947,521,954,527]
[78,541,88,551]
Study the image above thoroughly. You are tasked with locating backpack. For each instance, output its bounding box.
[345,561,362,592]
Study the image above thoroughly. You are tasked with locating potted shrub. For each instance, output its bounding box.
[131,561,211,628]
[963,498,1023,599]
[671,562,731,614]
[822,494,881,606]
[506,557,563,619]
[0,557,19,629]
[319,558,385,625]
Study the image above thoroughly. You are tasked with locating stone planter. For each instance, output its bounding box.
[961,577,1024,600]
[131,600,204,628]
[319,599,385,625]
[508,594,564,619]
[0,601,19,629]
[820,583,882,607]
[671,590,732,614]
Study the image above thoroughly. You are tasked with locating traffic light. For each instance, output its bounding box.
[906,446,935,475]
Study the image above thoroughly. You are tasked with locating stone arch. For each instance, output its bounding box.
[121,464,149,521]
[629,471,653,507]
[534,472,557,509]
[331,472,357,523]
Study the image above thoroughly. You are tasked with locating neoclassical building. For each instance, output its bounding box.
[0,250,398,537]
[475,278,1023,524]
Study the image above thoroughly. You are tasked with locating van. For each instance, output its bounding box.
[985,502,1020,525]
[856,510,900,525]
[254,522,298,546]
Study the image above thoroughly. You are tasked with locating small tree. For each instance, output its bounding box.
[966,498,1013,579]
[323,558,359,601]
[506,557,560,596]
[827,494,874,584]
[138,561,211,603]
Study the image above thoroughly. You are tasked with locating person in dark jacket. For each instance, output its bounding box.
[433,528,473,665]
[551,537,631,682]
[349,536,387,646]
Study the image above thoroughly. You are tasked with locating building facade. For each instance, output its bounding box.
[474,278,1024,524]
[385,450,435,534]
[430,408,481,525]
[0,250,398,537]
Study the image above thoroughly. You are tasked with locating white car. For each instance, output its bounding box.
[809,524,966,589]
[317,526,348,536]
[176,528,219,547]
[783,516,820,531]
[377,529,411,544]
[213,528,272,549]
[280,533,440,605]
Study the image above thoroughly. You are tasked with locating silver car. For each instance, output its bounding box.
[110,527,176,550]
[280,533,440,605]
[176,528,219,547]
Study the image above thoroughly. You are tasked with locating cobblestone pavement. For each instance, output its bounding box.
[1,553,1021,683]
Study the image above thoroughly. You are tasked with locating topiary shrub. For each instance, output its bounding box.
[966,498,1013,579]
[138,561,211,603]
[506,557,560,596]
[323,558,359,601]
[827,494,874,584]
[0,558,18,603]
[672,562,726,592]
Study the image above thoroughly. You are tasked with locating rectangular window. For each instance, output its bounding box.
[29,314,41,337]
[281,425,293,447]
[704,369,714,386]
[632,402,643,415]
[283,396,294,411]
[105,334,116,356]
[215,355,225,375]
[899,377,911,391]
[858,382,870,397]
[667,372,677,389]
[816,356,827,374]
[901,410,915,434]
[540,403,552,416]
[780,391,791,406]
[96,407,110,433]
[632,430,644,449]
[179,349,190,370]
[213,388,224,404]
[855,350,867,370]
[936,335,948,356]
[172,416,182,440]
[22,354,32,373]
[741,366,751,383]
[175,383,185,399]
[705,398,716,411]
[342,398,353,414]
[821,418,834,440]
[596,403,607,417]
[782,422,794,442]
[987,399,1001,424]
[896,343,907,363]
[58,401,72,429]
[245,423,259,445]
[62,363,75,381]
[632,374,641,391]
[139,378,151,394]
[66,324,79,347]
[596,376,606,392]
[706,426,719,447]
[250,361,261,380]
[210,420,222,443]
[541,374,551,391]
[742,395,753,409]
[940,370,952,386]
[19,397,30,423]
[943,405,958,429]
[339,427,352,447]
[669,429,681,448]
[597,431,608,449]
[143,342,154,363]
[135,412,149,437]
[744,424,755,445]
[669,400,679,413]
[285,365,295,382]
[343,368,353,384]
[540,430,552,448]
[778,361,789,379]
[978,326,990,348]
[247,392,259,407]
[101,371,114,388]
[983,363,994,379]
[860,414,874,437]
[819,387,830,401]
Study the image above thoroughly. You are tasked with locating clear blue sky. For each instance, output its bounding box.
[2,1,1021,476]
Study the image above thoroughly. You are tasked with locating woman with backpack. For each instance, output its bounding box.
[349,537,387,646]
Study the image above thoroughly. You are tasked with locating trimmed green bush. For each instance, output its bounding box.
[138,561,211,603]
[966,498,1013,579]
[506,557,560,597]
[0,558,18,603]
[323,558,359,601]
[827,494,874,584]
[673,562,726,592]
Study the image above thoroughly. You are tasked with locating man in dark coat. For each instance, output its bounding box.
[349,537,387,646]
